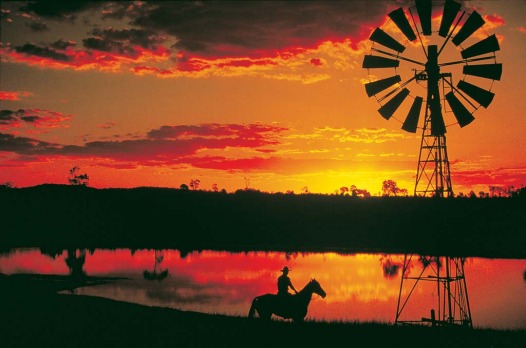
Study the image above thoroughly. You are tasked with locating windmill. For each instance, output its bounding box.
[361,0,501,327]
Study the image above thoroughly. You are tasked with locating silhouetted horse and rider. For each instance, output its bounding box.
[248,266,326,322]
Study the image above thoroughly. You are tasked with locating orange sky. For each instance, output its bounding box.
[1,1,525,195]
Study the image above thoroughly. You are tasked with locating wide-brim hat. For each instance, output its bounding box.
[280,266,290,272]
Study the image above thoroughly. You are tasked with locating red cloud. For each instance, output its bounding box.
[310,58,323,67]
[484,14,505,26]
[451,166,526,190]
[0,123,288,168]
[0,91,33,101]
[1,108,72,132]
[1,41,170,73]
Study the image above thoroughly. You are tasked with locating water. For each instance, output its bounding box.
[1,248,525,330]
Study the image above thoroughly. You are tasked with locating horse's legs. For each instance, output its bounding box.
[258,309,272,320]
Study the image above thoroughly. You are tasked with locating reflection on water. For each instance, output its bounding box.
[1,248,525,330]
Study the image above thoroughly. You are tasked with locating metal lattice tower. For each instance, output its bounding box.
[414,45,453,198]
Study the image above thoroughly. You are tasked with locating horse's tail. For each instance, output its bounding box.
[248,297,258,318]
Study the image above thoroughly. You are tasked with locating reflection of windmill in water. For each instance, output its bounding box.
[362,0,502,327]
[143,250,169,281]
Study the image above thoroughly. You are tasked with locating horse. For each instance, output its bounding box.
[248,279,326,322]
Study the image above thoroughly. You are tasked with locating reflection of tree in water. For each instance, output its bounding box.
[65,249,86,278]
[143,250,169,281]
[40,247,91,278]
[379,256,404,279]
[419,256,441,269]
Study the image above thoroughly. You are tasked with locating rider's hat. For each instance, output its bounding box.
[280,266,290,273]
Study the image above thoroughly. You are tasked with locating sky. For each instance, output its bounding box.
[1,0,525,195]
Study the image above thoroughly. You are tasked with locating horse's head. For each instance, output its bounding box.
[309,278,326,298]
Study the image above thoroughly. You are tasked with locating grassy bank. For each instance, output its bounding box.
[1,185,525,258]
[1,274,524,347]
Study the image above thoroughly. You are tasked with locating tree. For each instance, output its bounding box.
[381,179,407,197]
[68,166,89,186]
[189,179,200,191]
[350,185,371,197]
[211,183,219,192]
[179,184,189,190]
[339,186,349,195]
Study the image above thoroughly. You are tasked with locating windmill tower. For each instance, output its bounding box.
[361,0,501,326]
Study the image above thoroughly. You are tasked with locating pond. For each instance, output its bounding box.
[1,248,525,330]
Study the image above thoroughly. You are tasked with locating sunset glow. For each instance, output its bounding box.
[1,1,525,194]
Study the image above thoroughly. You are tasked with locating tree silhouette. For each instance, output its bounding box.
[381,180,407,197]
[350,185,371,197]
[68,166,89,186]
[189,179,200,191]
[180,183,189,190]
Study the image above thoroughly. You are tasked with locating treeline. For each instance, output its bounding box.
[1,184,525,258]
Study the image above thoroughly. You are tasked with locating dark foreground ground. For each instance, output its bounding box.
[1,274,525,348]
[1,185,526,258]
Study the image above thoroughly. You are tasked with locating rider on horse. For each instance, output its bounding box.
[277,266,298,296]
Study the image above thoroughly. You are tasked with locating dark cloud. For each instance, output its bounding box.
[25,20,49,32]
[14,43,70,61]
[0,109,71,130]
[118,1,406,57]
[20,115,42,123]
[0,133,61,153]
[20,1,98,20]
[0,110,18,124]
[82,27,166,56]
[50,39,77,50]
[100,2,153,21]
[147,123,286,141]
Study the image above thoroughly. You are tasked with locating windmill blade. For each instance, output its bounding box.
[457,80,495,108]
[378,88,410,120]
[445,91,475,127]
[388,8,417,42]
[461,34,500,59]
[362,55,400,69]
[415,0,432,35]
[365,75,401,97]
[452,11,485,46]
[401,97,423,133]
[463,63,502,80]
[439,0,461,37]
[370,27,406,53]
